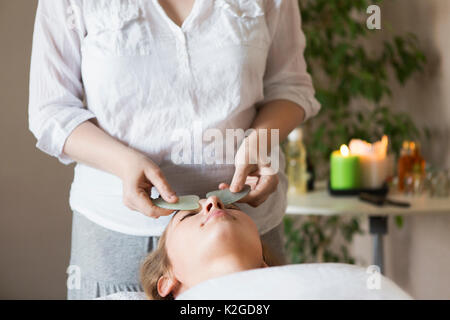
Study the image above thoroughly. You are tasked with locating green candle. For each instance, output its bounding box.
[330,145,361,190]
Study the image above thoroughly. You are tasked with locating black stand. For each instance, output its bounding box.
[369,216,388,274]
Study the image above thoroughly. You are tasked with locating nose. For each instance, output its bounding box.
[201,195,224,214]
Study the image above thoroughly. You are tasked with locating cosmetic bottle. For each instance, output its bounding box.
[286,128,307,195]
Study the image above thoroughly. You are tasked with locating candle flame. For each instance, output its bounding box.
[340,144,350,157]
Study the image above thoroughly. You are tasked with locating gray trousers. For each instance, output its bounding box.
[67,211,285,300]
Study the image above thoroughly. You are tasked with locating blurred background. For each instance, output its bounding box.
[1,0,449,299]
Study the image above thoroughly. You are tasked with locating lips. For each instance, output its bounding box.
[201,209,229,226]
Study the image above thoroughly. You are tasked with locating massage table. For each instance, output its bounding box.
[98,263,412,300]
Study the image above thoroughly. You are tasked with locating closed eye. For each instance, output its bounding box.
[225,203,239,210]
[180,211,199,222]
[179,204,238,222]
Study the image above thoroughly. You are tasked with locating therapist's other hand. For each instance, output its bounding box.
[119,152,178,218]
[219,136,279,207]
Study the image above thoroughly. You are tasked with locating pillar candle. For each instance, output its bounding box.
[330,145,361,190]
[358,155,388,189]
[349,136,389,189]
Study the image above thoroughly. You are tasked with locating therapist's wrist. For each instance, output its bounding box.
[115,148,148,180]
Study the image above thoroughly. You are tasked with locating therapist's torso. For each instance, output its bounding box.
[70,0,293,236]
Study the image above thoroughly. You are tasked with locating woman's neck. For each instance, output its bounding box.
[174,254,267,297]
[197,253,264,286]
[174,254,266,298]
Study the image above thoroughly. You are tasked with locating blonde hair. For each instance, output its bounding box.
[140,227,280,300]
[140,228,173,300]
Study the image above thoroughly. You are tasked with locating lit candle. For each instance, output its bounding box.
[349,136,389,189]
[330,145,361,190]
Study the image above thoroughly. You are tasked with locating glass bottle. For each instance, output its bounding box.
[286,128,307,195]
[410,142,426,195]
[397,141,412,192]
[410,142,426,175]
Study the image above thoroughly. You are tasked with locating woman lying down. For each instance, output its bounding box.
[141,195,278,300]
[138,196,411,301]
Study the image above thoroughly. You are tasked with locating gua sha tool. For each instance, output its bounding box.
[153,185,251,210]
[153,195,200,210]
[206,184,251,205]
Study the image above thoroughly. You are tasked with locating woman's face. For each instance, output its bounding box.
[165,195,263,290]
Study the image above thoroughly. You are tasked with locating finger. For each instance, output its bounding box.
[246,176,278,207]
[148,201,176,217]
[244,175,259,190]
[248,165,278,177]
[248,193,271,207]
[230,165,255,193]
[145,167,178,203]
[123,187,152,218]
[254,174,278,198]
[237,174,278,206]
[218,183,230,190]
[135,192,174,218]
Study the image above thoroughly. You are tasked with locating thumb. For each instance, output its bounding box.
[230,165,254,193]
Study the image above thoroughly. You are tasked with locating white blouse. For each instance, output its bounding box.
[29,0,320,236]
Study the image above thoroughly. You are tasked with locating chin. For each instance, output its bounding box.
[208,218,237,236]
[201,214,259,253]
[202,220,244,248]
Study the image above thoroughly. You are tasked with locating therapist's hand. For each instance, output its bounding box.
[119,152,178,218]
[62,120,177,218]
[218,134,279,207]
[217,100,306,206]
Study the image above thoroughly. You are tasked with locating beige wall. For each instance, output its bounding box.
[0,0,449,299]
[0,0,72,299]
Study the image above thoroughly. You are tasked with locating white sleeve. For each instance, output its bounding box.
[28,0,96,165]
[259,0,321,121]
